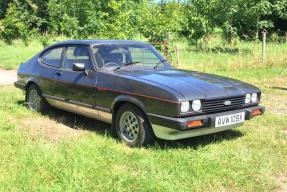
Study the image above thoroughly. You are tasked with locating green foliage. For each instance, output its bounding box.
[0,0,12,19]
[137,1,185,42]
[0,0,42,45]
[38,35,52,48]
[272,0,287,19]
[0,0,287,45]
[222,21,238,45]
[47,0,139,39]
[61,14,81,38]
[0,2,24,44]
[229,0,271,39]
[180,0,216,48]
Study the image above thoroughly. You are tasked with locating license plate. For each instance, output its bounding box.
[215,112,245,128]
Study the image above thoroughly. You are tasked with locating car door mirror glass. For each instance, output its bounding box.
[73,63,85,71]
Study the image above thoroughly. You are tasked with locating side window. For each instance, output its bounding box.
[129,47,160,65]
[41,47,63,67]
[93,46,127,68]
[63,46,91,71]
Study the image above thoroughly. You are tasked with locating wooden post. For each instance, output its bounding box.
[175,44,180,67]
[163,40,169,59]
[262,30,267,65]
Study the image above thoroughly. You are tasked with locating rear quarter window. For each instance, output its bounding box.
[41,47,64,67]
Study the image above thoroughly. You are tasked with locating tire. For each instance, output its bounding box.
[115,104,155,147]
[26,84,49,113]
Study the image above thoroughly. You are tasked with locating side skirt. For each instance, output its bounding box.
[44,96,112,124]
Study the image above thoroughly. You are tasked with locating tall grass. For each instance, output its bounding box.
[0,37,68,70]
[0,36,286,73]
[169,40,287,73]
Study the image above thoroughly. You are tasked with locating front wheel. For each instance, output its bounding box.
[115,104,155,147]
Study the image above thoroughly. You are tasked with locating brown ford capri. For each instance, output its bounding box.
[14,40,265,147]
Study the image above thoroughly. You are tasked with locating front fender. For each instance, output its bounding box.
[111,95,146,113]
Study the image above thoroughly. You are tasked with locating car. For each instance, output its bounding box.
[14,40,265,147]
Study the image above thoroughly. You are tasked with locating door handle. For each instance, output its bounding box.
[55,72,62,76]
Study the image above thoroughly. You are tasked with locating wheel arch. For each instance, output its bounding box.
[25,77,41,91]
[25,78,42,101]
[111,95,151,135]
[112,95,146,115]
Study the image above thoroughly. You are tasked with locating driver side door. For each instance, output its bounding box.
[56,45,97,107]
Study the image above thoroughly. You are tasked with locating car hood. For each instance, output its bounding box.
[118,68,260,100]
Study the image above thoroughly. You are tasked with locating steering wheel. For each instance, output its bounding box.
[103,62,120,68]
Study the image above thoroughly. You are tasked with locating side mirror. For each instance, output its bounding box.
[72,63,85,71]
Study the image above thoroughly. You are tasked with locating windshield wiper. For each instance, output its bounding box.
[114,61,142,71]
[153,59,168,69]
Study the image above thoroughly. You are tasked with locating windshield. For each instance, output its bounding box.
[92,44,170,69]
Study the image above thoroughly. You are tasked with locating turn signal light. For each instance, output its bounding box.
[251,109,261,117]
[187,120,203,128]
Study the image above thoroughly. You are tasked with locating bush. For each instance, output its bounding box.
[0,1,41,45]
[0,0,287,45]
[222,22,238,45]
[38,35,52,48]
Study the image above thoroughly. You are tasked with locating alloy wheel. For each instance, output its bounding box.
[28,89,40,111]
[119,111,140,142]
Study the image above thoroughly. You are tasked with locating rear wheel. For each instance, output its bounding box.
[26,84,49,113]
[115,104,155,147]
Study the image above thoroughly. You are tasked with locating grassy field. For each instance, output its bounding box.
[0,40,43,69]
[1,37,287,71]
[0,37,66,70]
[0,39,287,191]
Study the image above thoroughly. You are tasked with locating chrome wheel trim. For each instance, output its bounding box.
[119,111,140,142]
[28,89,40,112]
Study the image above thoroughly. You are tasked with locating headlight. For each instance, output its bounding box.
[245,94,251,104]
[180,101,190,113]
[192,100,201,112]
[251,93,257,103]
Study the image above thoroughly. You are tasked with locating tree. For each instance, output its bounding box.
[137,0,185,42]
[0,0,13,19]
[0,1,42,44]
[0,0,287,44]
[47,0,139,39]
[181,0,215,48]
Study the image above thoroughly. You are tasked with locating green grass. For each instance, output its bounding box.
[0,38,287,191]
[0,82,286,191]
[170,40,287,74]
[0,37,287,71]
[0,37,68,70]
[0,40,43,69]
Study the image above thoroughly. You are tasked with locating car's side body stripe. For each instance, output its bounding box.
[95,86,180,104]
[19,73,180,104]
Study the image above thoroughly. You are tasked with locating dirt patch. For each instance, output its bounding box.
[273,175,287,192]
[20,117,83,142]
[262,92,287,115]
[0,69,17,85]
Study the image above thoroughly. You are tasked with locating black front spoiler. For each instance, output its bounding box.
[14,81,26,90]
[148,105,265,131]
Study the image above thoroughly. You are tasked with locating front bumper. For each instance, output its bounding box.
[148,105,265,140]
[14,81,26,90]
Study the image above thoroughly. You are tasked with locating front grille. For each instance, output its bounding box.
[202,96,245,113]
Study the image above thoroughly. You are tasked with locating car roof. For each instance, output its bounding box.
[53,39,151,46]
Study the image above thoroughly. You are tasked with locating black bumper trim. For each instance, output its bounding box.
[148,105,265,131]
[14,81,26,90]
